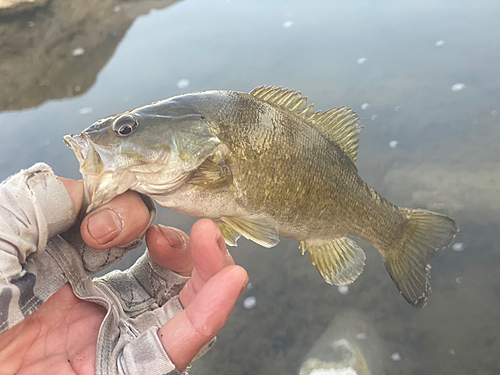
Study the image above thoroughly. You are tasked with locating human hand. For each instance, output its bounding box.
[0,178,248,374]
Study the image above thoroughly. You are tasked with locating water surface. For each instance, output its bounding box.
[1,1,499,374]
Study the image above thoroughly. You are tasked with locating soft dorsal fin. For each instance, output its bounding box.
[250,86,363,164]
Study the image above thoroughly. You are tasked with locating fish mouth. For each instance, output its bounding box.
[63,133,88,164]
[64,132,134,214]
[63,133,113,176]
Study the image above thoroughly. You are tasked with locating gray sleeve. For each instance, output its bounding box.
[0,163,75,333]
[0,163,212,374]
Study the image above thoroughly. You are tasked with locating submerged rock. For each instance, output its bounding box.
[300,339,370,375]
[299,310,387,375]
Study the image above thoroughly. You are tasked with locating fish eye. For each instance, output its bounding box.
[113,114,138,137]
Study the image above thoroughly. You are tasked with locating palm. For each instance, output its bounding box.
[0,284,104,374]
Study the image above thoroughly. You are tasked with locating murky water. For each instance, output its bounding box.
[1,1,499,374]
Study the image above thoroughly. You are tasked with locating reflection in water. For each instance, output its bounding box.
[0,0,178,112]
[0,0,48,16]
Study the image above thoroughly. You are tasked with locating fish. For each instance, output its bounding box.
[63,86,459,308]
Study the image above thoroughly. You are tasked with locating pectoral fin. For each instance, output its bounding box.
[216,214,279,248]
[300,237,366,286]
[189,158,232,189]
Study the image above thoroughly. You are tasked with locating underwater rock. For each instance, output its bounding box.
[299,310,387,375]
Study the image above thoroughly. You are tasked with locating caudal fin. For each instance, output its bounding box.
[383,208,459,308]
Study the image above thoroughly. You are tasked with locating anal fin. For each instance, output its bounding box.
[216,214,279,248]
[301,237,366,286]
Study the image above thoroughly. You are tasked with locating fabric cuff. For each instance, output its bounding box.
[118,326,183,375]
[25,163,75,244]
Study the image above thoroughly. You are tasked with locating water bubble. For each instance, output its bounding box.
[357,57,367,65]
[491,110,498,117]
[391,352,401,361]
[177,79,190,89]
[394,106,400,112]
[452,242,464,252]
[72,48,85,57]
[113,5,121,12]
[338,285,349,295]
[246,282,253,290]
[455,277,462,284]
[371,115,378,121]
[78,107,94,115]
[451,83,466,92]
[44,139,51,146]
[389,140,399,149]
[449,349,456,355]
[74,85,81,92]
[283,21,293,28]
[243,296,257,309]
[435,40,445,47]
[355,333,367,340]
[28,21,35,27]
[361,103,369,111]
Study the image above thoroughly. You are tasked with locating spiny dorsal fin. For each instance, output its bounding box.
[250,86,363,164]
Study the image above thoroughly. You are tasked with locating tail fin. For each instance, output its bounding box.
[383,208,459,308]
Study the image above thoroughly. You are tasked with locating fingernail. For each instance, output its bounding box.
[87,208,123,245]
[159,226,186,250]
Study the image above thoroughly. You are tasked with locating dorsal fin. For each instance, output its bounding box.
[250,85,363,164]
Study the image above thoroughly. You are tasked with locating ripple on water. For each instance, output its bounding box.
[391,352,401,361]
[72,48,85,57]
[177,79,190,89]
[451,83,466,92]
[338,286,349,295]
[389,140,399,149]
[243,296,257,309]
[78,107,93,115]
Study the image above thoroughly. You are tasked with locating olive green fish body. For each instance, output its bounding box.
[206,92,405,244]
[64,86,458,308]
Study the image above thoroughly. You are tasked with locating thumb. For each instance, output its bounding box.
[58,177,84,218]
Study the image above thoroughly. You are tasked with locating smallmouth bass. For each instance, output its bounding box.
[64,86,459,307]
